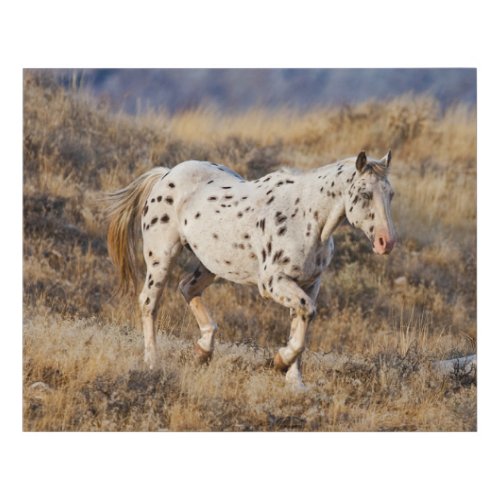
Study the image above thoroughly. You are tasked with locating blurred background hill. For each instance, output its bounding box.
[44,68,476,114]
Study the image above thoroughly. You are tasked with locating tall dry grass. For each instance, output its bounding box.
[23,70,476,431]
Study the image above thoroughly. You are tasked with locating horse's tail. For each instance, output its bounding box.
[105,167,169,295]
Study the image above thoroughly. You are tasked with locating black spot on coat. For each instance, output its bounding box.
[272,249,283,263]
[275,212,287,224]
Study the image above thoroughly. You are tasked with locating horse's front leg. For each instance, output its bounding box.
[265,275,321,388]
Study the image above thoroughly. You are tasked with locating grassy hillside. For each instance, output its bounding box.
[23,70,476,431]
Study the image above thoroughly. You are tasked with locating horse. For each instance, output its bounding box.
[106,150,396,387]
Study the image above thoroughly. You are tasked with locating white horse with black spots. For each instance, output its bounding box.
[106,150,396,388]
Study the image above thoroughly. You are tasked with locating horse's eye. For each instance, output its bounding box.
[389,191,395,200]
[360,192,372,200]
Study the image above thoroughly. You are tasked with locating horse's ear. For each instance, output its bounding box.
[382,150,392,168]
[356,151,367,173]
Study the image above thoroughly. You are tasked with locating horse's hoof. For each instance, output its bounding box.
[195,343,213,364]
[144,353,158,370]
[273,352,289,372]
[285,373,307,391]
[286,380,307,392]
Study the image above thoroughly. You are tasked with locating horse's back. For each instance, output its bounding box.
[146,160,246,216]
[167,160,243,185]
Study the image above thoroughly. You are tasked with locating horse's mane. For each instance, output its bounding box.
[277,157,389,177]
[365,160,389,177]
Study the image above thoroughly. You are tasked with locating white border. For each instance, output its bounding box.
[3,1,498,499]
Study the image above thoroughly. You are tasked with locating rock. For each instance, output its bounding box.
[432,354,477,375]
[394,276,408,286]
[29,381,53,392]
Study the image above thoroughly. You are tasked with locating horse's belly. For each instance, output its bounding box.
[182,214,259,284]
[190,243,259,284]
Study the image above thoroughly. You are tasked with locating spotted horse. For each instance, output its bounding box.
[106,151,396,388]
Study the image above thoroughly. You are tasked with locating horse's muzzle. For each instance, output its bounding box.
[373,231,396,255]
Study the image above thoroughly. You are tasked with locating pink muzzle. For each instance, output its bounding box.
[373,229,396,255]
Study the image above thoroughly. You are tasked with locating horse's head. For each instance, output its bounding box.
[345,150,397,255]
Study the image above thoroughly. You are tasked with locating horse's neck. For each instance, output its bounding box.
[300,161,354,242]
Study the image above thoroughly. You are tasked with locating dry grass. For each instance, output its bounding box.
[23,70,476,431]
[24,310,475,432]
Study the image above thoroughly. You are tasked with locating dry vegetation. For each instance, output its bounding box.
[23,70,476,431]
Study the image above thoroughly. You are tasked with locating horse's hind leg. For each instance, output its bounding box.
[178,263,217,363]
[139,238,182,369]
